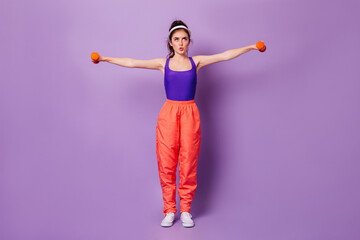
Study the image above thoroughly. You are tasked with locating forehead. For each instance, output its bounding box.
[172,29,188,38]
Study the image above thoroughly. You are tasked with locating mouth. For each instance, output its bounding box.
[179,48,184,51]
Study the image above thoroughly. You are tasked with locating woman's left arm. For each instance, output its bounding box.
[194,44,260,71]
[225,44,257,61]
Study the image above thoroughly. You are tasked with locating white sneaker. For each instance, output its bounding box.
[180,212,195,228]
[161,212,175,227]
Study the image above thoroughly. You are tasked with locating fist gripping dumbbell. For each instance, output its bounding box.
[256,41,266,52]
[91,52,100,64]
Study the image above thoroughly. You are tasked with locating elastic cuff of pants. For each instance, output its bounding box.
[180,209,191,214]
[164,210,177,216]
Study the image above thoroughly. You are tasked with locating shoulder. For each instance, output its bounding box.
[159,58,168,75]
[160,57,168,66]
[152,58,167,70]
[191,55,200,67]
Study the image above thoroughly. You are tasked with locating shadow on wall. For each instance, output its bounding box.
[189,39,305,216]
[191,62,222,217]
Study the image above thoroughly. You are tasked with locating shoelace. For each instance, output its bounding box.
[181,212,192,219]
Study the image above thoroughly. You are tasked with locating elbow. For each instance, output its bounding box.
[223,51,231,61]
[127,58,135,68]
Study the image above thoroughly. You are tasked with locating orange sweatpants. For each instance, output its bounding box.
[156,99,201,216]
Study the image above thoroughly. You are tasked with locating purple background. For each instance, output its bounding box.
[1,0,359,239]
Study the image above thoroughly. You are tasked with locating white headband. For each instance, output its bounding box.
[169,25,192,37]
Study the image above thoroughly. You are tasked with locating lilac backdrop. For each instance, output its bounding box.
[1,0,359,239]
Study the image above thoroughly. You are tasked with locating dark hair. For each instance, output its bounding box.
[166,20,192,58]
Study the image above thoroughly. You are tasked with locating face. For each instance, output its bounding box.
[169,29,190,55]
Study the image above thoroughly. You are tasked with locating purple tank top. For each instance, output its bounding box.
[164,57,197,101]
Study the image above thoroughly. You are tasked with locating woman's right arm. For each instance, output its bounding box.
[99,56,163,71]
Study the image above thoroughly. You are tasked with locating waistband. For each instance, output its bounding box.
[166,99,195,104]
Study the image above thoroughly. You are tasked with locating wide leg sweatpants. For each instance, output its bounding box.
[156,99,201,216]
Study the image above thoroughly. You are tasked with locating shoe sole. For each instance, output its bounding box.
[161,222,174,227]
[182,223,195,228]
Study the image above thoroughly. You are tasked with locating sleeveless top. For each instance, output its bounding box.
[164,57,197,101]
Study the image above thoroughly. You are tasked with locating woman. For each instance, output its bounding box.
[92,20,264,228]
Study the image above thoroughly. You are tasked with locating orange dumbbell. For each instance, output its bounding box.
[256,41,266,52]
[91,52,100,64]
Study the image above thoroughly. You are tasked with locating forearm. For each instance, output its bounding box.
[225,44,257,60]
[100,56,133,68]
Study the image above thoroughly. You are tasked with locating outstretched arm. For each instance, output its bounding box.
[95,56,163,70]
[226,44,258,61]
[195,44,258,70]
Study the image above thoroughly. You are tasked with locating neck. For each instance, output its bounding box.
[172,53,189,61]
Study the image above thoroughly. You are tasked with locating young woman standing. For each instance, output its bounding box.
[91,20,266,228]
